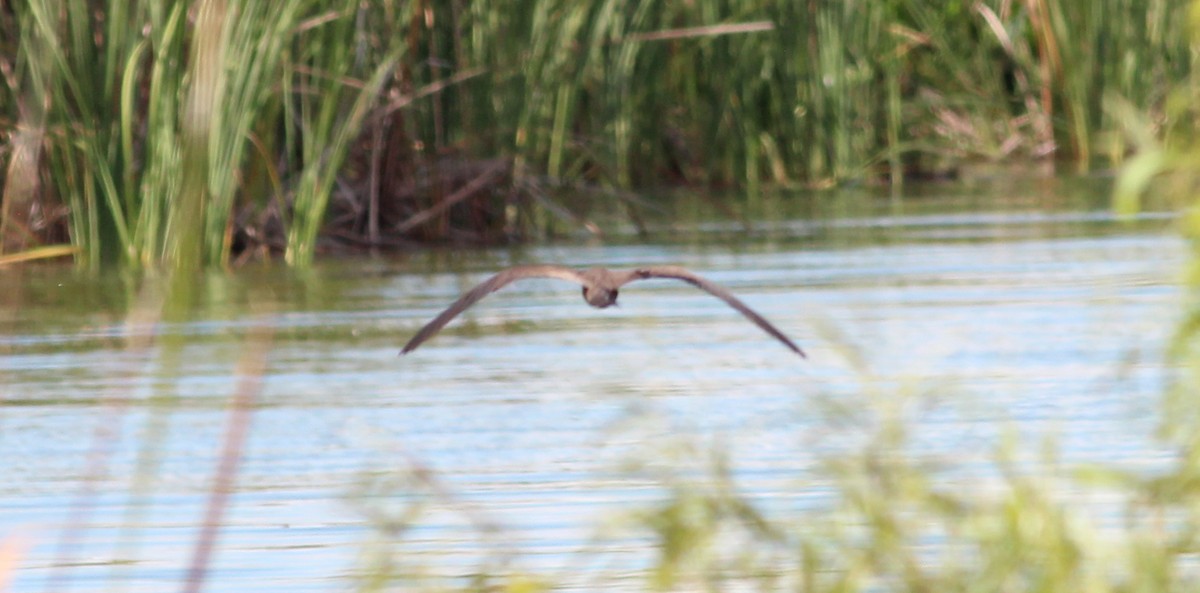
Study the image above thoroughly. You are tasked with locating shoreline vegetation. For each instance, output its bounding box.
[0,0,1193,270]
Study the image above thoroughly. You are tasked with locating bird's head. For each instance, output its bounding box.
[582,286,618,308]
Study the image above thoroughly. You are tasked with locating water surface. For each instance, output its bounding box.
[0,181,1183,591]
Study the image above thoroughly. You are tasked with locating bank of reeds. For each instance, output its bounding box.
[0,0,1193,269]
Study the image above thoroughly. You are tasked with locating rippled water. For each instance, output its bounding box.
[0,188,1183,591]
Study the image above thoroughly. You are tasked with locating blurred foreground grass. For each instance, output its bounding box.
[344,357,1188,593]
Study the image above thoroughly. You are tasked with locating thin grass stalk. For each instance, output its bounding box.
[67,0,132,265]
[0,245,78,266]
[476,0,519,147]
[547,82,574,180]
[885,51,903,189]
[80,157,102,270]
[119,40,148,220]
[114,14,156,239]
[102,0,134,102]
[611,1,655,189]
[86,140,133,255]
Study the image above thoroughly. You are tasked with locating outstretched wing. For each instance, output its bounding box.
[401,265,586,354]
[624,266,806,357]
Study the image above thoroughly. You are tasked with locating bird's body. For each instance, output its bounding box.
[401,264,804,356]
[576,267,633,307]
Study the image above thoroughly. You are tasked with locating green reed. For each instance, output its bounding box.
[2,0,399,270]
[283,1,399,267]
[1040,0,1190,167]
[1,0,1193,269]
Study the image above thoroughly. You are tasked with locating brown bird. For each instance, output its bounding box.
[401,265,805,357]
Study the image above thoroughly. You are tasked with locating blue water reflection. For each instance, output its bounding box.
[0,202,1182,591]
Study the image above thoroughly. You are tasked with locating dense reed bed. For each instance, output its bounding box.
[0,0,1193,269]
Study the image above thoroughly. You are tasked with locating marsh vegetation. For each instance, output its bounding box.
[0,0,1193,268]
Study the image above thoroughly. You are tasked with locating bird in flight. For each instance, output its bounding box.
[401,265,805,357]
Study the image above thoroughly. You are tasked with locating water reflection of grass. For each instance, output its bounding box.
[10,282,277,593]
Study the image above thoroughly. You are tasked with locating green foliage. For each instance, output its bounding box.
[284,2,399,266]
[0,0,1195,269]
[1,0,401,270]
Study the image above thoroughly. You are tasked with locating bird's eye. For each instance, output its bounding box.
[611,289,618,299]
[581,287,589,298]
